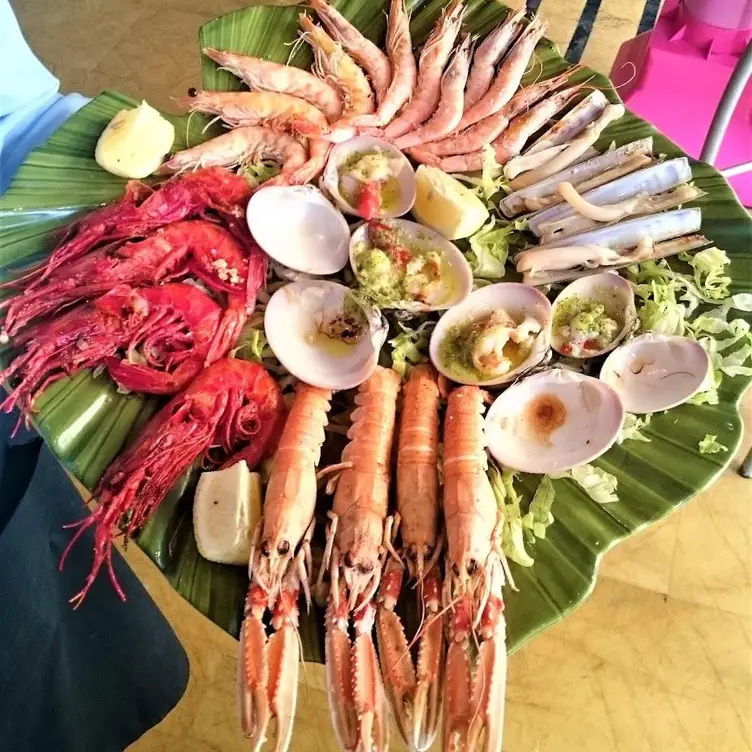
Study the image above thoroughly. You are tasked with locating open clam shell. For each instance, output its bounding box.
[599,333,711,413]
[264,280,386,390]
[349,218,473,312]
[428,283,552,386]
[247,185,350,275]
[551,272,636,358]
[485,369,625,474]
[322,136,416,219]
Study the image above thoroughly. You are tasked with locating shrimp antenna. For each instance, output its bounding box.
[201,114,224,136]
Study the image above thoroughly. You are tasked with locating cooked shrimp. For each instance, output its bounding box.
[202,46,342,122]
[158,126,308,177]
[454,17,548,132]
[177,90,330,137]
[394,35,473,150]
[350,0,416,128]
[408,66,579,163]
[463,8,524,110]
[286,138,332,185]
[308,0,391,105]
[435,84,583,172]
[493,84,584,163]
[382,0,465,140]
[299,14,374,119]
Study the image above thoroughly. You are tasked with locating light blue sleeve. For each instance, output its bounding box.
[0,0,90,194]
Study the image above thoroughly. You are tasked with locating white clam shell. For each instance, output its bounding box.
[429,283,552,386]
[551,272,636,358]
[247,185,350,275]
[322,136,416,219]
[599,333,711,413]
[486,369,625,474]
[350,218,473,312]
[264,280,386,390]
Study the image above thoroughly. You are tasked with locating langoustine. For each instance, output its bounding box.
[377,364,444,752]
[60,358,286,607]
[317,366,401,752]
[442,385,511,752]
[239,383,332,752]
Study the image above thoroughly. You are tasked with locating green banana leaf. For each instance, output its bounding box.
[0,1,750,664]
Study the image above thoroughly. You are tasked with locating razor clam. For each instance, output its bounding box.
[528,158,693,236]
[522,207,702,253]
[508,104,626,190]
[539,184,705,242]
[525,90,609,155]
[499,137,654,216]
[520,235,710,286]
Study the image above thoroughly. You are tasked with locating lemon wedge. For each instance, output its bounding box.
[95,101,175,179]
[412,165,489,240]
[193,461,262,565]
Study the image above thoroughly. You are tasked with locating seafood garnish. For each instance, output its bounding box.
[350,218,472,311]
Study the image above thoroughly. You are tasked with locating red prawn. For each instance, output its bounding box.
[0,282,224,414]
[59,358,286,607]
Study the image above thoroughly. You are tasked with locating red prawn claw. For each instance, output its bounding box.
[59,358,286,607]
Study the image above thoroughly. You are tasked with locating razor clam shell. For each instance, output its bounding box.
[524,207,702,254]
[525,90,609,155]
[522,234,710,286]
[528,157,693,236]
[499,137,654,217]
[538,184,706,242]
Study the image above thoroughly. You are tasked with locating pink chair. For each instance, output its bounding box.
[611,0,752,207]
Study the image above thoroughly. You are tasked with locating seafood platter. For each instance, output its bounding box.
[0,1,750,751]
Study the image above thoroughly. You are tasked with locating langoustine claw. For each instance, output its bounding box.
[0,282,223,415]
[59,358,286,608]
[240,384,332,752]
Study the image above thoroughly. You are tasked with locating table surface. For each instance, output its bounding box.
[12,0,752,749]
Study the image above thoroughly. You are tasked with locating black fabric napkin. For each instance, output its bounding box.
[0,410,189,752]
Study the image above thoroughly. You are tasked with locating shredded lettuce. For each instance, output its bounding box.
[388,320,435,378]
[522,476,556,540]
[231,322,272,363]
[555,464,619,504]
[463,217,526,280]
[679,247,731,301]
[698,434,727,454]
[628,250,752,405]
[618,414,652,444]
[452,144,509,203]
[488,463,534,567]
[239,160,280,188]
